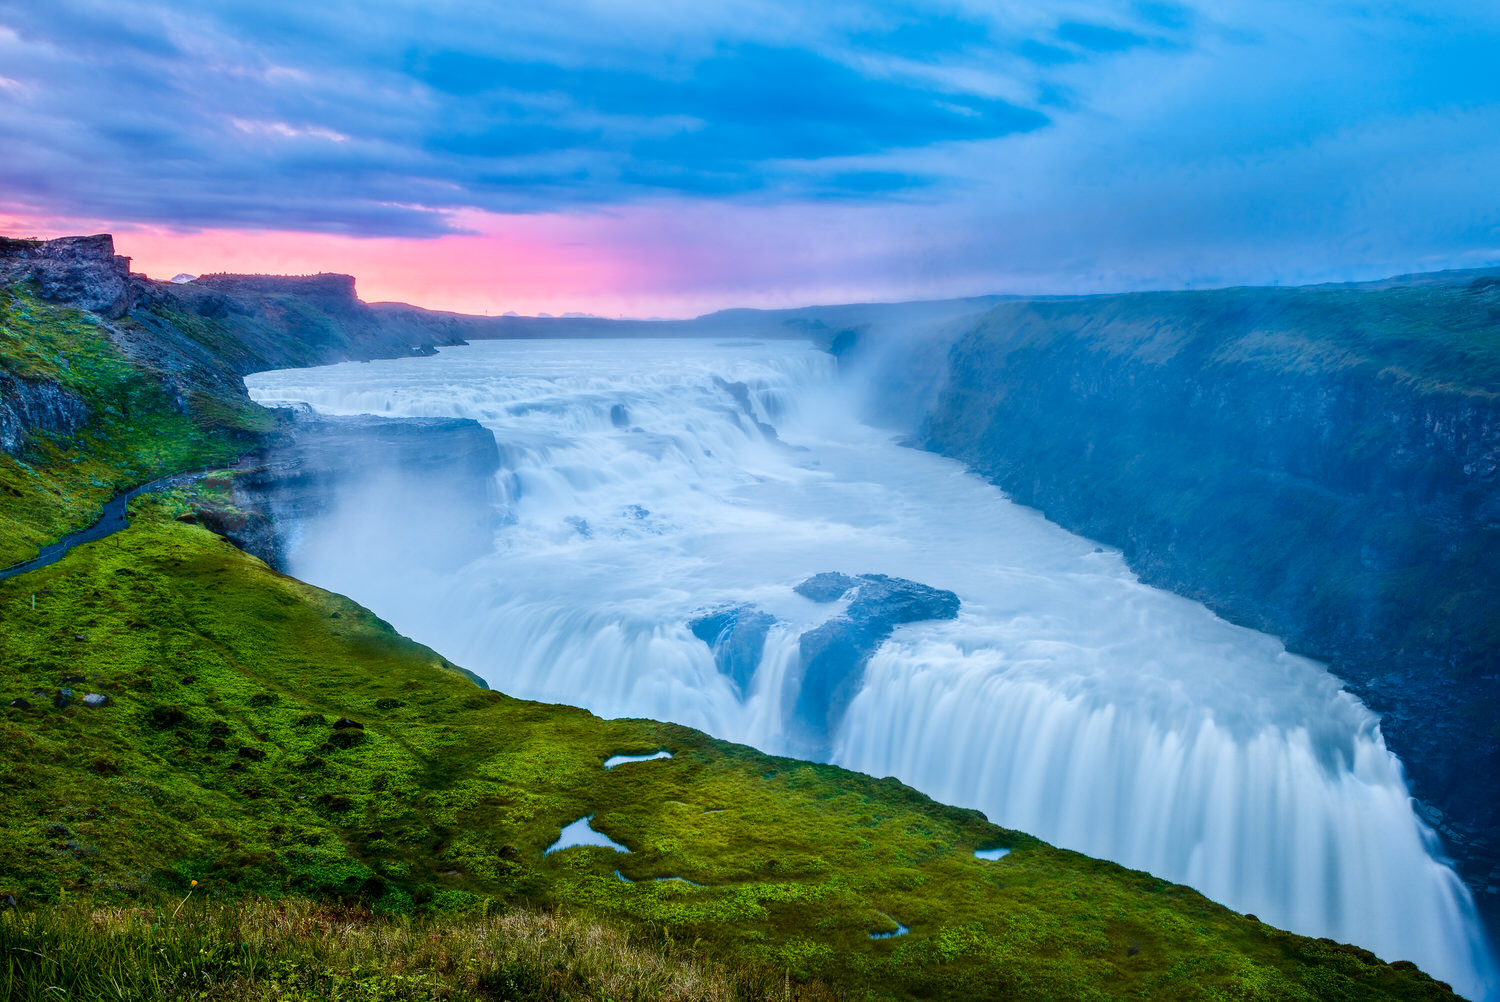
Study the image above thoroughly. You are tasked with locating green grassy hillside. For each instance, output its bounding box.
[0,288,270,566]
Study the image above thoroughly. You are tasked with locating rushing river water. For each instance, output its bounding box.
[248,338,1495,999]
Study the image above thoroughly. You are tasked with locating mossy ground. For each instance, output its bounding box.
[0,289,270,567]
[0,499,1460,1001]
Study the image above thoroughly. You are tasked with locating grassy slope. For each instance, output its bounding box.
[1005,281,1500,395]
[0,284,1462,1000]
[0,289,271,566]
[0,500,1458,1002]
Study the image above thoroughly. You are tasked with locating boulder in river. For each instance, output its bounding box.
[689,605,777,695]
[791,573,959,753]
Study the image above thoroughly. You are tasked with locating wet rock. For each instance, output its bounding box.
[333,718,364,730]
[28,689,48,697]
[44,824,71,839]
[690,605,777,695]
[9,698,31,710]
[610,403,630,428]
[80,693,108,708]
[713,376,781,441]
[794,572,859,603]
[59,675,86,684]
[228,412,501,571]
[791,573,960,752]
[53,689,73,709]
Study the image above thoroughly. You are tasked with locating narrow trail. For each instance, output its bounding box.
[0,468,220,582]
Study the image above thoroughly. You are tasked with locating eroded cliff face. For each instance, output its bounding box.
[0,371,89,456]
[913,279,1500,914]
[0,235,135,319]
[227,411,502,572]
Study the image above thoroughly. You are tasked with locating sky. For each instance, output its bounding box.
[0,0,1498,317]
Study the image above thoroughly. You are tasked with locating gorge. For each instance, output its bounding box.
[245,335,1495,999]
[4,236,1497,1000]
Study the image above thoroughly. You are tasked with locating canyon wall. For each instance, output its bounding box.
[906,278,1500,913]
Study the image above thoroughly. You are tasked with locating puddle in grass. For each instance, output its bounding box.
[545,815,629,855]
[603,750,673,769]
[870,915,910,939]
[974,847,1012,860]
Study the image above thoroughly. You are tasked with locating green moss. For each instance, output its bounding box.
[0,503,1460,1000]
[0,289,265,566]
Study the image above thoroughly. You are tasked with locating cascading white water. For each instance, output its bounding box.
[248,338,1496,1000]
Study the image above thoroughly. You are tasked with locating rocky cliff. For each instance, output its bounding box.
[0,234,135,319]
[225,411,501,572]
[0,371,89,456]
[910,277,1500,914]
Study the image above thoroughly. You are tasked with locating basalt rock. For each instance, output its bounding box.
[0,235,135,318]
[689,605,777,695]
[915,277,1500,918]
[228,411,502,571]
[0,371,90,456]
[791,573,960,753]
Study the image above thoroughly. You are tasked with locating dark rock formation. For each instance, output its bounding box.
[195,273,358,302]
[915,279,1500,915]
[0,371,90,456]
[229,411,501,571]
[791,573,959,752]
[689,605,777,694]
[793,572,857,603]
[0,235,135,318]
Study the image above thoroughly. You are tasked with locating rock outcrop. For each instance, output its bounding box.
[0,235,135,319]
[0,371,90,455]
[689,605,777,694]
[230,411,502,571]
[791,573,959,752]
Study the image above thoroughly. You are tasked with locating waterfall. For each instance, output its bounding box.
[248,338,1495,1000]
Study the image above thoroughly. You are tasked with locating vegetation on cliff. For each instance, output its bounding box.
[0,288,269,567]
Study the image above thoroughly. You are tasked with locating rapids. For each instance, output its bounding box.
[247,338,1495,999]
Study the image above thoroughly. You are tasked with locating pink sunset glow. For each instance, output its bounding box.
[0,203,1009,319]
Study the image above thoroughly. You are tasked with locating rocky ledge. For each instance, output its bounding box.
[0,234,136,319]
[690,572,960,756]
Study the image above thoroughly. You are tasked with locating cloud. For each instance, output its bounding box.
[0,0,1145,233]
[0,0,1497,310]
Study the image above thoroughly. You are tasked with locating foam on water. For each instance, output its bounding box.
[249,339,1495,999]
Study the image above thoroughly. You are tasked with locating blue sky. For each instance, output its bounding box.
[0,0,1497,314]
